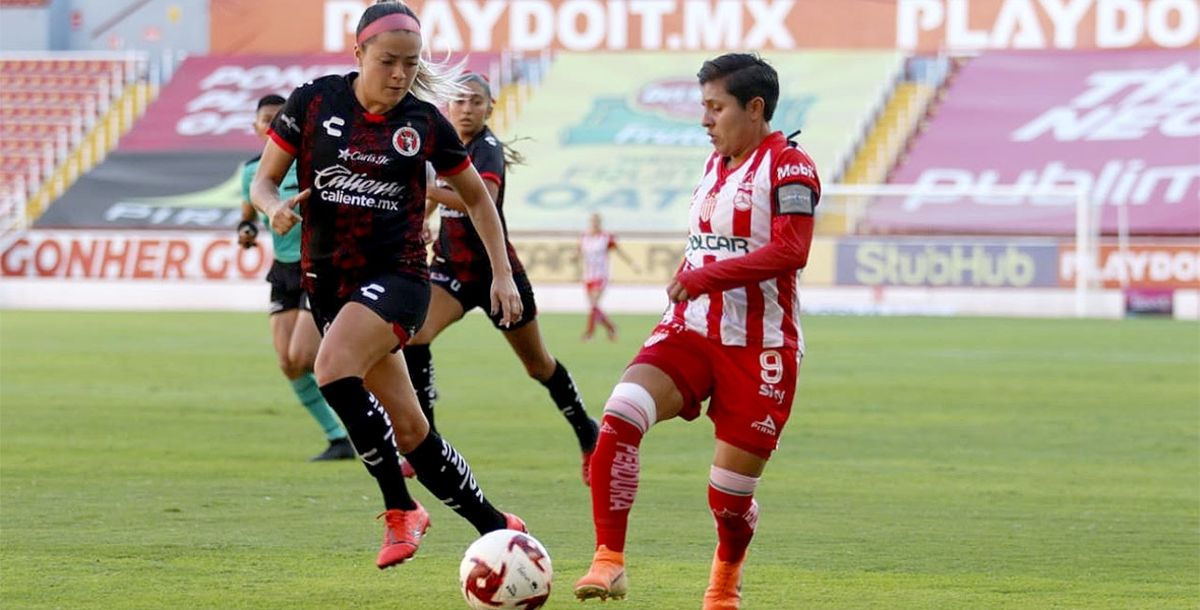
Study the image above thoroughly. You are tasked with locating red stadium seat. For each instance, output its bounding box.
[0,56,129,206]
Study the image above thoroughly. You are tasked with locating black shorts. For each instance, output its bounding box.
[266,260,309,314]
[306,268,430,349]
[430,264,538,330]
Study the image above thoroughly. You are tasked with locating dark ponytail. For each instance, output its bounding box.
[501,138,527,169]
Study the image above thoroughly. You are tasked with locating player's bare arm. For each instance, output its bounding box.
[250,141,306,235]
[426,179,499,215]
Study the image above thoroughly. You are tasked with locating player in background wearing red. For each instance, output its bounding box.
[407,73,600,486]
[574,54,821,610]
[251,0,525,571]
[578,212,639,342]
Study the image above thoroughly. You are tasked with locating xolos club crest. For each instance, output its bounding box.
[392,126,420,157]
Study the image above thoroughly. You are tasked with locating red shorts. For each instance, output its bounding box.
[584,278,607,293]
[631,323,799,459]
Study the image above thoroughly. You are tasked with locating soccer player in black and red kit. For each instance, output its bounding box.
[250,0,524,569]
[403,73,600,486]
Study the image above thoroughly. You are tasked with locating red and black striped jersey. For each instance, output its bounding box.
[431,125,523,281]
[268,73,470,293]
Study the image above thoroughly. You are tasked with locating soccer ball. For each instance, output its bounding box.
[459,529,553,610]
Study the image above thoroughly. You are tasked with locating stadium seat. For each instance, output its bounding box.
[0,58,125,214]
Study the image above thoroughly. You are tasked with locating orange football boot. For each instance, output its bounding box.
[375,503,430,569]
[574,545,628,601]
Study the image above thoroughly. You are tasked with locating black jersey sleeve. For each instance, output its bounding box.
[267,81,314,157]
[471,133,505,187]
[428,110,471,176]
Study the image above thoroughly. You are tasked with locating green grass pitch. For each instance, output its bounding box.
[1,310,1197,609]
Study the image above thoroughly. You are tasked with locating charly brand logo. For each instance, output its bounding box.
[359,283,385,301]
[393,126,421,156]
[322,115,345,137]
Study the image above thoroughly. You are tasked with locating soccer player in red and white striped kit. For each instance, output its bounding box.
[574,54,821,610]
[578,212,639,341]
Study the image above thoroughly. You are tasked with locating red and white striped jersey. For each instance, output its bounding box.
[664,131,820,351]
[579,231,616,283]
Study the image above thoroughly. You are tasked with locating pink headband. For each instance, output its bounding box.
[356,13,421,45]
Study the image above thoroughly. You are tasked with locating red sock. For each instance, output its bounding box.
[708,467,760,563]
[590,414,644,552]
[597,308,616,334]
[585,308,598,336]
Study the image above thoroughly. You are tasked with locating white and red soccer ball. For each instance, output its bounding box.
[459,529,553,610]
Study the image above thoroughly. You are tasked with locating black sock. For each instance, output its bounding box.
[403,431,506,534]
[539,360,597,452]
[319,377,416,511]
[402,343,438,434]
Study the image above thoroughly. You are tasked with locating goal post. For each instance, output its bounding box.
[817,183,1097,317]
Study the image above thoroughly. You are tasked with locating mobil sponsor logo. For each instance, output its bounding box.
[776,162,816,182]
[836,238,1060,287]
[323,0,798,53]
[1060,243,1200,289]
[897,0,1200,51]
[1012,61,1199,143]
[0,231,272,280]
[314,164,405,211]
